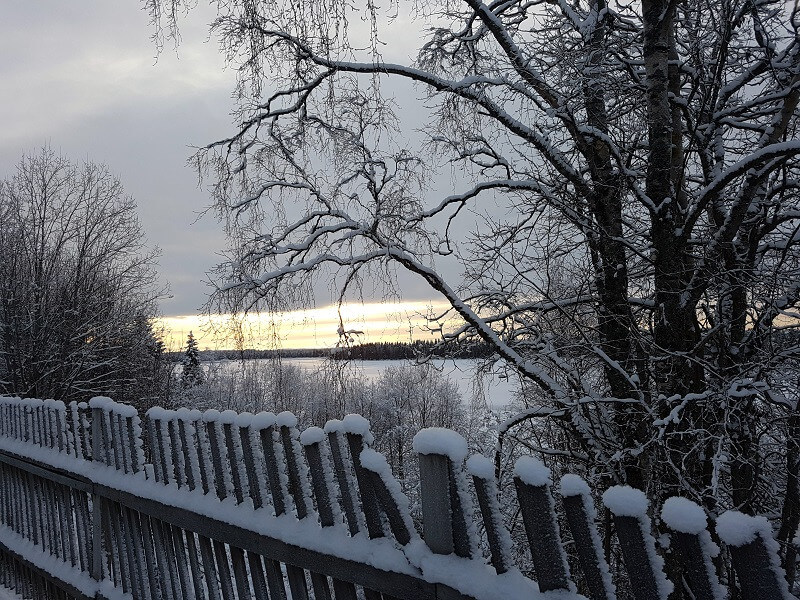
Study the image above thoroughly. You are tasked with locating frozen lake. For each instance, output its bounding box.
[209,357,519,409]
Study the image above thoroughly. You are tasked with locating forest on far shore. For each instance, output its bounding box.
[176,339,495,362]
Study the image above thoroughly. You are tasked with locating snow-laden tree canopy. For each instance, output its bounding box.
[148,0,800,523]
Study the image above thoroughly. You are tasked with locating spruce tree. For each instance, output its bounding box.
[180,331,204,388]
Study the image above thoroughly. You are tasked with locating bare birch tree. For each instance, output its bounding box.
[0,148,167,408]
[148,0,800,523]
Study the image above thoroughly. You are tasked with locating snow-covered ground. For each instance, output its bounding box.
[0,586,21,600]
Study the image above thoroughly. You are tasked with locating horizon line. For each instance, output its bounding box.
[155,300,455,351]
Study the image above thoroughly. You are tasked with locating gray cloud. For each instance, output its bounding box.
[1,2,465,321]
[1,1,235,315]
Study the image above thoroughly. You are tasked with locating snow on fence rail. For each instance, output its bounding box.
[0,396,793,600]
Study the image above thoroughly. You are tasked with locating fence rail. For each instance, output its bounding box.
[0,395,794,600]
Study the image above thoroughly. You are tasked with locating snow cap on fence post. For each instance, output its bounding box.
[341,413,374,445]
[602,485,672,600]
[660,497,723,600]
[512,457,573,593]
[559,474,616,600]
[413,427,473,557]
[716,510,792,600]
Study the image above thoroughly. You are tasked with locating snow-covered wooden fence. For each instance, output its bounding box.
[0,396,793,600]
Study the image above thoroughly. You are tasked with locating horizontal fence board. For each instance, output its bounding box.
[0,448,93,494]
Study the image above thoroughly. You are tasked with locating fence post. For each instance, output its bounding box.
[344,414,385,540]
[204,410,228,500]
[417,449,451,553]
[79,402,92,460]
[277,411,313,519]
[466,454,513,575]
[146,411,163,484]
[125,414,141,476]
[90,403,104,583]
[221,410,248,504]
[192,409,212,495]
[301,427,335,527]
[513,457,573,593]
[21,404,30,445]
[360,448,414,546]
[716,510,792,600]
[301,426,340,600]
[413,428,473,557]
[35,404,44,448]
[68,401,80,457]
[275,412,311,600]
[53,402,66,453]
[559,474,616,600]
[602,486,671,600]
[167,418,183,487]
[254,413,287,517]
[324,420,361,536]
[237,413,263,509]
[660,497,722,600]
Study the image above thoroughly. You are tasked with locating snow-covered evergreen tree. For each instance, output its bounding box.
[180,331,204,388]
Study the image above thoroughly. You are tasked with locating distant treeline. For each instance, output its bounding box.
[169,340,493,362]
[328,340,492,360]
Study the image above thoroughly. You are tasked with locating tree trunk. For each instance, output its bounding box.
[777,406,800,581]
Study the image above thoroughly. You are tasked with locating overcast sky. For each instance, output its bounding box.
[1,3,464,348]
[1,1,239,317]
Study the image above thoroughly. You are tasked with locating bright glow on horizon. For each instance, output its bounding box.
[157,301,456,351]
